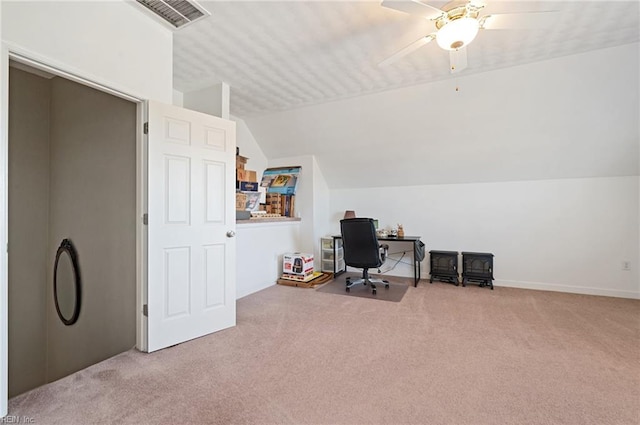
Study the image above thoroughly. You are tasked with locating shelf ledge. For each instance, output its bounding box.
[236,217,301,226]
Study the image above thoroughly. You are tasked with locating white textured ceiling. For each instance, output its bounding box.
[173,1,639,118]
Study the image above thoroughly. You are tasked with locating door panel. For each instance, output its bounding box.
[165,155,191,224]
[147,101,236,352]
[204,244,225,308]
[164,247,191,318]
[204,161,225,223]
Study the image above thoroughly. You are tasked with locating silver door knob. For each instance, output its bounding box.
[226,231,236,238]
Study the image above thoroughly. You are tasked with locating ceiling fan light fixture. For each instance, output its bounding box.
[436,17,480,50]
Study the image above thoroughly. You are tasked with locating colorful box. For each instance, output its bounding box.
[239,181,259,191]
[282,253,314,276]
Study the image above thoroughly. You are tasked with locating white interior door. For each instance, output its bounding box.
[146,100,236,352]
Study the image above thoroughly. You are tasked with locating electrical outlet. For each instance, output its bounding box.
[622,261,631,271]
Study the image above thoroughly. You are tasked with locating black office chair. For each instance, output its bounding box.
[340,218,389,295]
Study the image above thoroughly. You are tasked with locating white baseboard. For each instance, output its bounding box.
[494,279,640,300]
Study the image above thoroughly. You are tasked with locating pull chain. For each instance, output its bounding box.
[451,64,460,92]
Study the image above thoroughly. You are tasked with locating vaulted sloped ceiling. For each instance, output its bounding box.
[171,1,639,188]
[244,44,639,188]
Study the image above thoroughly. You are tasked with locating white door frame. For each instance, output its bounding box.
[0,43,149,416]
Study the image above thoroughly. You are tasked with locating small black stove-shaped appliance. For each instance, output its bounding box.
[429,250,459,286]
[461,252,494,290]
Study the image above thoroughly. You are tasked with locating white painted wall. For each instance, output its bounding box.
[233,115,279,298]
[232,152,330,298]
[245,43,639,189]
[234,115,268,174]
[1,1,173,103]
[172,89,184,107]
[312,158,331,245]
[0,1,174,414]
[331,176,639,299]
[236,221,300,299]
[184,83,230,119]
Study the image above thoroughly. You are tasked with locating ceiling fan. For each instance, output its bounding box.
[379,0,558,73]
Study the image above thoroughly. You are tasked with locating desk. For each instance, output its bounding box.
[332,235,423,287]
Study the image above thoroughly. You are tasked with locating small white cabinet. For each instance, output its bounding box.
[321,237,344,274]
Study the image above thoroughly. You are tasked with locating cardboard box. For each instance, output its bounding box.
[236,155,248,169]
[266,193,282,215]
[238,169,257,182]
[266,204,281,214]
[236,191,260,211]
[283,253,314,276]
[277,272,331,288]
[235,193,246,210]
[246,170,257,182]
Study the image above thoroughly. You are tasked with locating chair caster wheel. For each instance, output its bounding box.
[346,287,350,293]
[372,290,376,295]
[384,284,389,289]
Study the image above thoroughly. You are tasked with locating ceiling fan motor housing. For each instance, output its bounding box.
[435,3,482,50]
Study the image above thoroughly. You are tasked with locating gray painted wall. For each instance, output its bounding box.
[8,68,137,395]
[8,68,50,397]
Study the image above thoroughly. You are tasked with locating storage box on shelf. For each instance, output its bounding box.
[238,181,259,192]
[236,169,257,182]
[236,154,248,170]
[235,191,260,212]
[265,192,295,217]
[236,151,263,218]
[320,237,344,274]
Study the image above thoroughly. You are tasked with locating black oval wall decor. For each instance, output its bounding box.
[53,238,81,325]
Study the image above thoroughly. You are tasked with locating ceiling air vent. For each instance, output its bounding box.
[135,0,210,29]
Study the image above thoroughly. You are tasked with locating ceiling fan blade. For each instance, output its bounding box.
[449,48,468,74]
[480,11,559,30]
[379,34,436,67]
[381,0,444,20]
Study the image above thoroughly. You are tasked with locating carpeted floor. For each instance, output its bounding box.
[7,279,640,425]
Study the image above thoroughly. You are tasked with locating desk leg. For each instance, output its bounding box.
[413,241,421,287]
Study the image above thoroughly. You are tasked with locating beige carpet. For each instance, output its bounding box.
[8,280,640,425]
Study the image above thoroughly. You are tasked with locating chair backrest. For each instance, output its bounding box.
[340,218,383,269]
